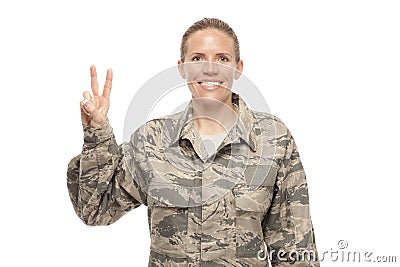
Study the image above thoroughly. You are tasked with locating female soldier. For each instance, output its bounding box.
[67,18,320,266]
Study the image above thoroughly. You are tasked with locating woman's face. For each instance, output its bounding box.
[178,29,243,107]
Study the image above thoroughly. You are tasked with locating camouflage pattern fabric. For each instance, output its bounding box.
[67,92,320,266]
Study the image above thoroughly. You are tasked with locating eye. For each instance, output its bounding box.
[218,56,229,62]
[191,56,202,61]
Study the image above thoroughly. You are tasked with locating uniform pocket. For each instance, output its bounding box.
[234,165,277,212]
[148,198,188,258]
[233,185,271,258]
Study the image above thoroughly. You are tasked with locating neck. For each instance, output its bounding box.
[192,97,238,135]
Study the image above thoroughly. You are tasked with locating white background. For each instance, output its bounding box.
[1,0,399,266]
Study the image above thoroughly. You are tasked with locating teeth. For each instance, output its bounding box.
[200,81,221,87]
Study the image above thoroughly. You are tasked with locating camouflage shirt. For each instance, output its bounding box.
[67,92,320,266]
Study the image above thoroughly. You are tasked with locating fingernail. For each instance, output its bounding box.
[83,99,90,107]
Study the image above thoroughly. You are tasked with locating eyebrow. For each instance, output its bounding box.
[188,52,232,58]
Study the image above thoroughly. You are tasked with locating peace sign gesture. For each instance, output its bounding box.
[80,65,113,127]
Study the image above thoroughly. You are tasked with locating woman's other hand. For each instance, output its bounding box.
[80,65,113,127]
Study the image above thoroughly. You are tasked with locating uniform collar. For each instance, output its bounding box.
[169,92,258,152]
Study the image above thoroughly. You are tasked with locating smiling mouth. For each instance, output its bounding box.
[197,81,223,91]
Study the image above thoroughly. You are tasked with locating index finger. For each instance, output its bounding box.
[90,65,100,96]
[102,68,113,98]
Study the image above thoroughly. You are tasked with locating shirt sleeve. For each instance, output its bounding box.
[66,119,148,226]
[262,127,320,266]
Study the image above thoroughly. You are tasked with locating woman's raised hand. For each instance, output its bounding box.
[80,65,113,127]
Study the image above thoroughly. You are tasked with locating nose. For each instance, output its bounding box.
[201,61,218,75]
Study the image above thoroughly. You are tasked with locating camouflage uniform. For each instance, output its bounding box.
[67,92,320,266]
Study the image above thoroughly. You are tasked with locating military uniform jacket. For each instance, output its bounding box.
[67,93,320,266]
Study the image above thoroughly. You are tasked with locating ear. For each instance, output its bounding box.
[234,60,243,80]
[177,60,186,79]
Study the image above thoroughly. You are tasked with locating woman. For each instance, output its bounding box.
[67,18,320,266]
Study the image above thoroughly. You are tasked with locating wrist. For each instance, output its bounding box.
[82,118,113,145]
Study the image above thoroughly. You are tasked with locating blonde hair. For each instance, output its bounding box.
[180,18,240,63]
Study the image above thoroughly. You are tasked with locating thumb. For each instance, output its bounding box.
[81,99,106,127]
